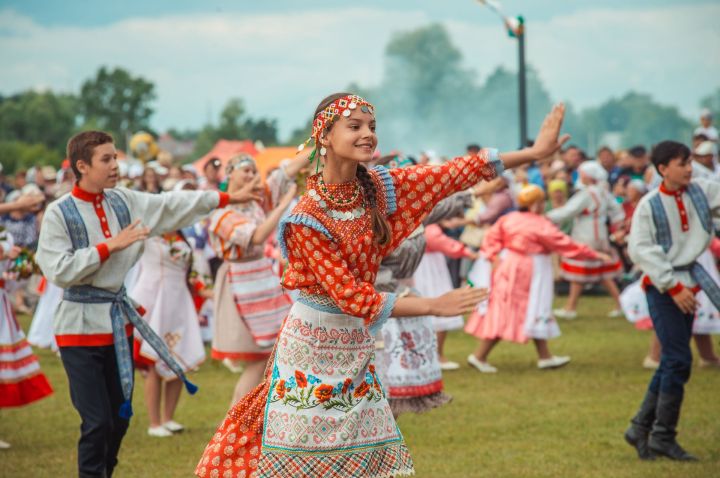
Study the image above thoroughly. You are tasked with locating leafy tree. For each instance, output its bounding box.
[79,67,156,148]
[0,140,63,173]
[700,88,720,117]
[190,97,279,158]
[0,90,78,154]
[582,92,693,149]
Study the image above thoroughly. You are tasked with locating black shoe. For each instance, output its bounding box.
[624,391,657,460]
[648,393,699,462]
[624,427,655,461]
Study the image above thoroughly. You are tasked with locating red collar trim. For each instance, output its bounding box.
[659,182,685,197]
[72,184,104,203]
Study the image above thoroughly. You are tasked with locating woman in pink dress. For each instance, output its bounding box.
[465,185,609,372]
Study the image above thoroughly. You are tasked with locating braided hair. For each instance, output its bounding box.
[313,93,392,246]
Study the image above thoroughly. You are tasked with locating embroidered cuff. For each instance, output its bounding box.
[667,282,685,296]
[96,243,110,263]
[485,148,504,178]
[217,192,230,209]
[368,292,397,335]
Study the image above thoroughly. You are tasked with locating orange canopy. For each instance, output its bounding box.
[254,147,299,178]
[192,140,259,176]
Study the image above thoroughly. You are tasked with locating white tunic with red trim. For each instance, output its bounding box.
[629,179,720,296]
[36,185,228,348]
[547,184,624,282]
[1,231,53,407]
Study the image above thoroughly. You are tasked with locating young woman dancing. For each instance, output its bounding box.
[196,93,569,478]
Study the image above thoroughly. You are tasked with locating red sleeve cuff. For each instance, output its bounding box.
[96,243,110,263]
[667,282,685,296]
[217,192,230,209]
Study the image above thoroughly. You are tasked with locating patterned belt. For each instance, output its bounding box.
[63,284,198,419]
[674,262,720,310]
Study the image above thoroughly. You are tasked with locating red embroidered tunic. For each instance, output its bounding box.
[279,150,502,329]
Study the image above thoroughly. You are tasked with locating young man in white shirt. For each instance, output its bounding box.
[36,131,262,478]
[624,140,720,462]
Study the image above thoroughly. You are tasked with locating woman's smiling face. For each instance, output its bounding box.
[324,107,377,164]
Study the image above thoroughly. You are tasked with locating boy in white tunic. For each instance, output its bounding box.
[624,141,720,462]
[36,131,261,478]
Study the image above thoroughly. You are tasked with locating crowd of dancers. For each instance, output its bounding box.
[0,97,718,475]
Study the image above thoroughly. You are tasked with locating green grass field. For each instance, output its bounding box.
[3,296,719,477]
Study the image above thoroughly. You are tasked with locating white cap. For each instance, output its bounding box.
[694,140,718,156]
[700,108,713,119]
[627,179,647,194]
[578,160,608,182]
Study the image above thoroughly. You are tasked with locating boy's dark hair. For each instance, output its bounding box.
[466,143,481,153]
[67,131,114,178]
[628,145,647,158]
[651,141,691,174]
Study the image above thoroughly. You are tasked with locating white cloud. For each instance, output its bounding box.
[0,4,718,140]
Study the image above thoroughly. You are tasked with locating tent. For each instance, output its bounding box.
[254,147,299,177]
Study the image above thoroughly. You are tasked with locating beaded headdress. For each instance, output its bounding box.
[298,94,375,169]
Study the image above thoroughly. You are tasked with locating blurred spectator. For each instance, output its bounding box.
[167,165,183,181]
[692,133,709,150]
[596,146,622,185]
[138,166,161,193]
[546,179,572,234]
[691,140,720,180]
[469,176,515,227]
[0,163,12,195]
[14,170,28,190]
[618,145,649,181]
[694,108,718,142]
[466,143,481,156]
[200,157,222,190]
[562,145,585,183]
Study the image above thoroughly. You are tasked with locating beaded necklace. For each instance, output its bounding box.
[308,175,366,221]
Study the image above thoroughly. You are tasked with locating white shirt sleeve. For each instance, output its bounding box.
[116,188,221,237]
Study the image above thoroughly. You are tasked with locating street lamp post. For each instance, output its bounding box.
[476,1,528,148]
[516,17,527,148]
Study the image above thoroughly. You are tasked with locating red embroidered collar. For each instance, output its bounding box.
[72,184,104,203]
[659,182,685,197]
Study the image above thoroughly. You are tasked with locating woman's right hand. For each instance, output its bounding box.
[431,287,488,316]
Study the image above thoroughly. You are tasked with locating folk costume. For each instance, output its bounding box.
[464,209,599,344]
[378,191,472,416]
[28,277,61,350]
[208,158,294,362]
[546,162,624,282]
[625,177,720,461]
[196,94,504,478]
[130,233,205,378]
[36,184,229,477]
[414,223,475,333]
[0,228,53,408]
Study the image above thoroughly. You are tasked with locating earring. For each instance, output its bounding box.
[319,146,327,156]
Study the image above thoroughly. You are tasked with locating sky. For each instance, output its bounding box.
[1,0,719,141]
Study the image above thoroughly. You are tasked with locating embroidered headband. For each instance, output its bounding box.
[298,94,375,168]
[226,154,257,175]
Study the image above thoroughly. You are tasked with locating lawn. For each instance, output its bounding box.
[3,296,719,477]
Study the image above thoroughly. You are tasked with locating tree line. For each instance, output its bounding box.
[1,24,718,174]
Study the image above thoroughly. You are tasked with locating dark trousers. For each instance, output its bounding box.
[59,339,132,478]
[646,286,694,397]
